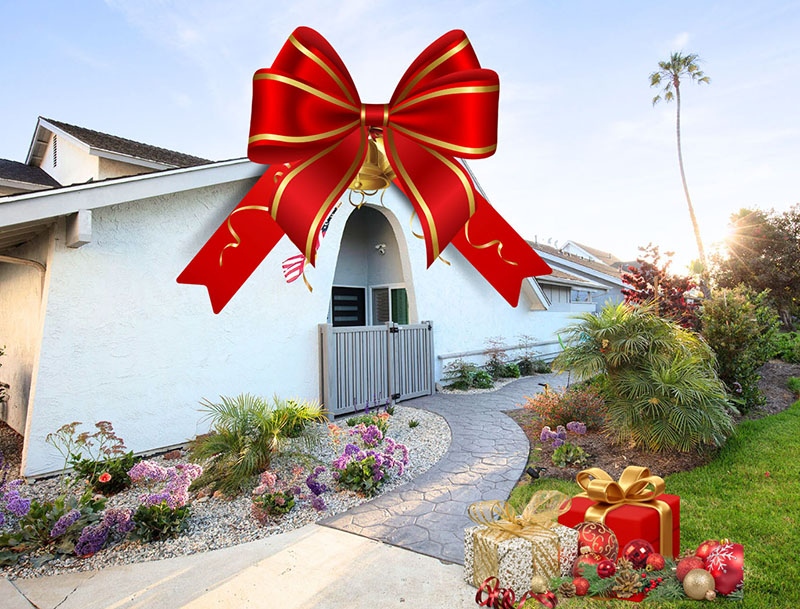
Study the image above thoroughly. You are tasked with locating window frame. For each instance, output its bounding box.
[368,283,407,325]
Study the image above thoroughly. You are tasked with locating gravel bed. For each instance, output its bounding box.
[1,405,450,579]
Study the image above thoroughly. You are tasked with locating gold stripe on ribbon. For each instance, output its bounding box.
[574,466,674,557]
[409,211,451,265]
[304,129,367,260]
[464,218,519,266]
[392,85,499,113]
[390,123,496,156]
[253,73,359,112]
[219,205,272,266]
[272,143,341,220]
[395,37,471,103]
[249,121,360,144]
[289,34,355,104]
[386,128,440,259]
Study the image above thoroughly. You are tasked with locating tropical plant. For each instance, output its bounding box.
[700,287,780,409]
[523,385,606,430]
[621,244,699,329]
[650,52,711,295]
[272,398,324,438]
[713,205,800,329]
[188,394,315,495]
[773,332,800,363]
[553,303,734,452]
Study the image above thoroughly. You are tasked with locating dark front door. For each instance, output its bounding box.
[331,287,366,327]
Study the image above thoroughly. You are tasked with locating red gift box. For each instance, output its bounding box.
[558,467,681,559]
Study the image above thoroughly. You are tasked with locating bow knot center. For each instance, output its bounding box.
[360,103,389,128]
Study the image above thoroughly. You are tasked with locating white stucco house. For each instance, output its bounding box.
[0,118,622,477]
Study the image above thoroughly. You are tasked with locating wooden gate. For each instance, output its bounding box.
[319,321,435,417]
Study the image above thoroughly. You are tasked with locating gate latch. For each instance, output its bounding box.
[389,325,399,333]
[391,393,401,400]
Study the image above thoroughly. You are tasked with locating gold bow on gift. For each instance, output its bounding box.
[467,490,570,585]
[576,466,673,556]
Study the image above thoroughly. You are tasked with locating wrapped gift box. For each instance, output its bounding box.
[463,523,578,592]
[558,494,681,558]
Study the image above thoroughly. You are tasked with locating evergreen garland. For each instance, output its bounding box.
[641,576,685,602]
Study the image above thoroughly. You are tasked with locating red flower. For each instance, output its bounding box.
[98,472,112,483]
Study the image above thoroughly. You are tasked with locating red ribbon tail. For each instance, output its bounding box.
[177,169,285,313]
[451,194,551,307]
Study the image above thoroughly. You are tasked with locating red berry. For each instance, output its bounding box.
[641,573,646,578]
[657,578,663,582]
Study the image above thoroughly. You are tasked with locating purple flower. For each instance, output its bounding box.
[566,421,587,435]
[75,523,109,556]
[290,486,302,496]
[0,513,4,527]
[310,496,326,512]
[102,508,135,534]
[6,495,31,518]
[539,426,552,442]
[51,509,81,538]
[551,438,565,448]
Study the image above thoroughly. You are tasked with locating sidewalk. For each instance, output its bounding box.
[4,525,477,609]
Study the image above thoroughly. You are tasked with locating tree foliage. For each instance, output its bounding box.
[712,205,800,329]
[553,303,734,452]
[621,244,699,329]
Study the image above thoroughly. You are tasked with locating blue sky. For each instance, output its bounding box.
[2,1,798,269]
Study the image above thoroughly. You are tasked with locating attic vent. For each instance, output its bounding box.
[52,135,58,167]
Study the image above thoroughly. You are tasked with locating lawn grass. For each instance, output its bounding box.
[508,400,800,608]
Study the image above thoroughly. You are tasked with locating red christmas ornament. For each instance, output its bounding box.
[695,539,720,560]
[574,521,619,561]
[571,551,606,577]
[572,577,590,596]
[646,552,666,571]
[597,559,617,578]
[621,539,654,570]
[705,542,744,595]
[676,556,705,582]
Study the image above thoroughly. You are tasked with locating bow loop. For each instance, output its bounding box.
[577,466,665,505]
[468,490,569,537]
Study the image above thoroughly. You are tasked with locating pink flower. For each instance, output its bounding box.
[98,473,112,483]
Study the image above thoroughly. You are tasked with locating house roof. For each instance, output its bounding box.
[568,241,622,267]
[29,118,211,169]
[0,158,61,188]
[529,241,623,279]
[537,267,607,290]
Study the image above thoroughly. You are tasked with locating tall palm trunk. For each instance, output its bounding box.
[674,82,710,297]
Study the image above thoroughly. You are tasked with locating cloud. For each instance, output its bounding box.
[670,32,690,49]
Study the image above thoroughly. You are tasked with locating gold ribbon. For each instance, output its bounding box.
[467,490,569,587]
[575,466,673,557]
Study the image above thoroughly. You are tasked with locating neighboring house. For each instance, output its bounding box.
[530,241,627,311]
[1,117,598,477]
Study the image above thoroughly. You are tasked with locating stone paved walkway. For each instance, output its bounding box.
[320,373,567,564]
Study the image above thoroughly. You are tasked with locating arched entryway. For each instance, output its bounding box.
[319,204,433,416]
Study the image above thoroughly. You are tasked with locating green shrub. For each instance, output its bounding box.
[773,332,800,363]
[443,359,494,390]
[483,337,509,379]
[408,420,419,428]
[500,363,521,378]
[132,502,189,542]
[188,393,317,496]
[472,370,494,389]
[788,377,800,395]
[700,288,780,410]
[554,303,735,452]
[71,451,138,496]
[522,385,606,430]
[551,442,589,468]
[252,491,295,517]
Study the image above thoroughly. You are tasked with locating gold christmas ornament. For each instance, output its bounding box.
[683,568,716,600]
[530,575,549,594]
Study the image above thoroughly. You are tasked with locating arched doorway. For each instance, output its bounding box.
[328,204,415,328]
[320,204,433,416]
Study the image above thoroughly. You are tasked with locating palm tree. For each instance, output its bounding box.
[650,52,711,296]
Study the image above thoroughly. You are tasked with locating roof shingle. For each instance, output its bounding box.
[0,158,61,188]
[43,118,211,168]
[530,241,623,278]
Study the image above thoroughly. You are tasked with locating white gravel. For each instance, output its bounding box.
[1,405,450,579]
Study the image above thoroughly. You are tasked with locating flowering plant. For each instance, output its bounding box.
[522,385,606,429]
[251,467,304,523]
[345,412,390,436]
[332,436,408,496]
[127,460,202,542]
[0,453,31,529]
[74,508,134,557]
[539,420,589,467]
[348,423,383,448]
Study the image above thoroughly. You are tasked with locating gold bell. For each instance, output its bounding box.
[348,136,395,193]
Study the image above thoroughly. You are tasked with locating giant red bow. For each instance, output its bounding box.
[178,27,551,312]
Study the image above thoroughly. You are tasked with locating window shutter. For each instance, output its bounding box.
[372,288,390,324]
[391,288,409,324]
